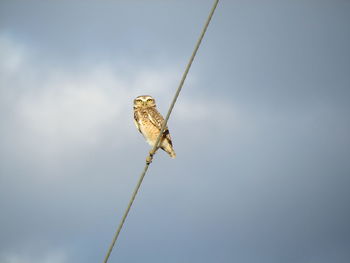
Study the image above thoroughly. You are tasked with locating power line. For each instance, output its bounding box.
[103,1,219,262]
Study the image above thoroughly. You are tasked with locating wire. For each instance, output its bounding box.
[103,1,219,262]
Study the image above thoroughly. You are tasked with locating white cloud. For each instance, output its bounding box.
[0,35,25,73]
[16,68,125,147]
[12,67,181,160]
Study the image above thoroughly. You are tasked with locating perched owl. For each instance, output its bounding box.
[133,95,176,158]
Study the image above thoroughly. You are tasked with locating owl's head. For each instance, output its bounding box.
[134,95,156,108]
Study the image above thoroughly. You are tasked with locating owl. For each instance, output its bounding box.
[133,95,176,159]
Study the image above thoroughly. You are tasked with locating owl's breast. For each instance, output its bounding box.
[140,120,160,146]
[135,109,160,146]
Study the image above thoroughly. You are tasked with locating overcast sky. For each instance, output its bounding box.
[1,1,350,262]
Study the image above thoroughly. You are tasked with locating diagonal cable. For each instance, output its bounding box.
[103,1,219,262]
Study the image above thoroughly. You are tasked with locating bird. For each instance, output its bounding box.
[133,95,176,159]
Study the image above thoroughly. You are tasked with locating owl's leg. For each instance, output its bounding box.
[146,147,159,164]
[149,148,158,156]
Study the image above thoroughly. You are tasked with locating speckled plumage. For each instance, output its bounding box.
[133,95,176,158]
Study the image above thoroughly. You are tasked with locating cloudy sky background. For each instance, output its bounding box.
[1,0,350,262]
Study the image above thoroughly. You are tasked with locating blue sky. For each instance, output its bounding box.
[1,1,350,262]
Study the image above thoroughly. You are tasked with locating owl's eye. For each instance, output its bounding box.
[147,99,153,103]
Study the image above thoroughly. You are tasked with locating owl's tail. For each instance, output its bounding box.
[168,148,176,159]
[161,140,176,159]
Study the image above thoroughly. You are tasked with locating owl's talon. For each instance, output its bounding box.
[146,155,152,164]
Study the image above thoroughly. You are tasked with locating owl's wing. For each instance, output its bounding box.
[133,111,142,133]
[147,108,164,130]
[147,108,173,146]
[162,128,173,147]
